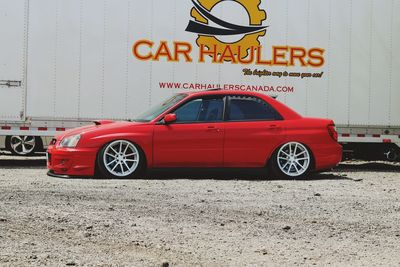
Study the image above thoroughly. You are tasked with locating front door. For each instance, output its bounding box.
[153,96,225,167]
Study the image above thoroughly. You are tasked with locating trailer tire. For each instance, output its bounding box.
[5,136,43,156]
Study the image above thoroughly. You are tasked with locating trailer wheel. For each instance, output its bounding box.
[96,140,146,179]
[268,142,313,179]
[384,147,400,162]
[5,136,43,156]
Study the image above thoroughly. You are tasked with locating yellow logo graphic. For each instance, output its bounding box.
[132,0,325,68]
[189,0,267,62]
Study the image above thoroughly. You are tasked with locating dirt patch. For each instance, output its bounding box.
[0,158,399,266]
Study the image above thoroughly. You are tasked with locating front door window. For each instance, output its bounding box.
[174,97,224,123]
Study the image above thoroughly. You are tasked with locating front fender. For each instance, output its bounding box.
[81,132,154,168]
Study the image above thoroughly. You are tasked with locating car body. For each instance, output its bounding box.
[47,90,342,179]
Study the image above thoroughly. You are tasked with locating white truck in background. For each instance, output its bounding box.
[0,0,399,160]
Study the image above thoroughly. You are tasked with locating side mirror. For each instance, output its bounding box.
[164,113,177,124]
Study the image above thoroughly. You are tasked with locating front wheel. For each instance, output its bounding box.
[96,140,145,179]
[269,142,312,179]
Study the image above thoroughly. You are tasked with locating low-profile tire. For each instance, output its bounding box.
[96,140,145,179]
[268,142,313,179]
[5,136,43,156]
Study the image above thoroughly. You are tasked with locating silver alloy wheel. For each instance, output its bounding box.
[277,142,310,177]
[10,136,36,155]
[103,140,140,177]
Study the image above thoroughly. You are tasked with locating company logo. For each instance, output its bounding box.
[132,0,325,68]
[186,0,267,61]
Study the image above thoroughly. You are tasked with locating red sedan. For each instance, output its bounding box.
[47,90,342,179]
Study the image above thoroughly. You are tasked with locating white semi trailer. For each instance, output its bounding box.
[0,0,399,160]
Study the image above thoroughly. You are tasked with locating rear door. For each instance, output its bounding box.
[0,0,27,122]
[223,95,286,167]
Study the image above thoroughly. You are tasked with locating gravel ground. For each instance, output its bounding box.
[0,152,400,267]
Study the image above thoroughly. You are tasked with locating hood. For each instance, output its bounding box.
[55,120,149,140]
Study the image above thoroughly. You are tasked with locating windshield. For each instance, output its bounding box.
[134,93,187,122]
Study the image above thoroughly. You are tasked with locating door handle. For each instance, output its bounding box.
[206,126,222,132]
[267,125,281,130]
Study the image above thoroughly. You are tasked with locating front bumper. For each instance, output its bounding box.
[47,170,92,179]
[47,145,98,177]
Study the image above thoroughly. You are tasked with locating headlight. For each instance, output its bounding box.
[58,134,81,148]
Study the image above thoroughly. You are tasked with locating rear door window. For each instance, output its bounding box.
[227,96,282,121]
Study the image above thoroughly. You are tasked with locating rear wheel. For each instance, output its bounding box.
[96,140,145,179]
[5,136,43,156]
[269,142,312,179]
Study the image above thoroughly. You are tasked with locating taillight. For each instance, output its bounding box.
[327,124,338,142]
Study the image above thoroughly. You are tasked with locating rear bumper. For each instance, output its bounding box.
[312,142,342,171]
[47,145,97,177]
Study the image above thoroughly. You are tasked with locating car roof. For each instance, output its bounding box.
[182,89,270,98]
